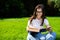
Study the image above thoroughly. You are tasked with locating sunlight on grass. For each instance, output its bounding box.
[0,17,60,40]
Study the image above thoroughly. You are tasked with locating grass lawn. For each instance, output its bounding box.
[0,17,60,40]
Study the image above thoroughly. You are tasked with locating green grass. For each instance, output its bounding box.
[0,17,60,40]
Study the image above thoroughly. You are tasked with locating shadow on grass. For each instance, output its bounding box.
[56,37,60,40]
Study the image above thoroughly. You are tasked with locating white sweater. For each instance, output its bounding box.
[27,18,49,29]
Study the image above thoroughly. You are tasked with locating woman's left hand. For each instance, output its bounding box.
[46,27,52,32]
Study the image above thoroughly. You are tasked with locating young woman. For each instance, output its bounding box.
[26,4,56,40]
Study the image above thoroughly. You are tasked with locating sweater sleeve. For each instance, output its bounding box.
[44,19,49,26]
[27,20,33,27]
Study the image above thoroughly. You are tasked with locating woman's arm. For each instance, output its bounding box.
[26,20,40,32]
[26,25,40,32]
[46,25,52,32]
[44,19,52,32]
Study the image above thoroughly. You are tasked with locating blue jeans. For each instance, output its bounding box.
[46,32,56,40]
[27,32,56,40]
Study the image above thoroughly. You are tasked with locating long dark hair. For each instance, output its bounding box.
[29,4,46,26]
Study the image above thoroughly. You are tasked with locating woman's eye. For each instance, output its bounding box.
[37,11,42,13]
[37,12,42,13]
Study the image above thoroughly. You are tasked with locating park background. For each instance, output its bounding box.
[0,0,60,40]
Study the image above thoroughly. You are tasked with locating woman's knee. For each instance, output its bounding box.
[27,35,36,40]
[46,32,56,40]
[47,37,55,40]
[51,32,56,37]
[49,32,56,40]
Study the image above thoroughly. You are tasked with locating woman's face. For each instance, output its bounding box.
[36,8,43,19]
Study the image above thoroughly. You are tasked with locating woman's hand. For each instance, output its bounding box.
[46,27,52,32]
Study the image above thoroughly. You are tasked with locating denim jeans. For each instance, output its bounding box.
[27,32,56,40]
